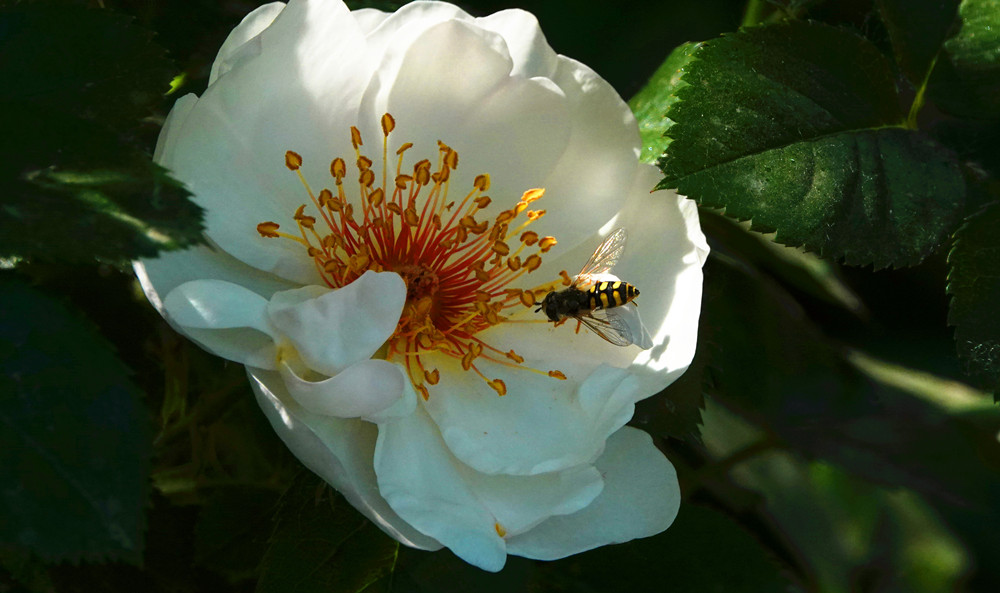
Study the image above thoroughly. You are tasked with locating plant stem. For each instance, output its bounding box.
[907,53,940,129]
[742,0,769,27]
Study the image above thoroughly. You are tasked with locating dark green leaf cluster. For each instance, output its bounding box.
[641,0,1000,397]
[0,278,150,564]
[0,2,204,265]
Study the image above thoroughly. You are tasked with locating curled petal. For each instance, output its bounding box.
[375,406,506,571]
[267,270,406,376]
[421,358,641,476]
[249,367,442,551]
[506,427,680,560]
[135,241,297,316]
[163,279,278,369]
[209,2,286,84]
[477,9,559,79]
[279,358,416,422]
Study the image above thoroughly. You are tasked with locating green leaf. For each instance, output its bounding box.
[699,209,864,313]
[0,278,151,563]
[0,3,172,129]
[389,550,535,593]
[0,4,205,264]
[880,0,1000,120]
[701,254,879,428]
[194,487,280,581]
[628,41,699,164]
[703,254,1000,507]
[877,0,962,88]
[934,0,1000,119]
[947,201,1000,398]
[658,21,966,268]
[256,472,399,593]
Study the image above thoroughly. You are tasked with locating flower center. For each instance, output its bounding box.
[257,113,569,399]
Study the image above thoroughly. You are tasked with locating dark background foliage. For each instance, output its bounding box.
[1,0,998,591]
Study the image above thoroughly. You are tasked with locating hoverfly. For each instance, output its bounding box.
[536,228,650,348]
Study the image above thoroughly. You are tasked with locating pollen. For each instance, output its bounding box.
[259,114,567,399]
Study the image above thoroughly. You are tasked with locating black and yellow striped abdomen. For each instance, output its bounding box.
[586,281,639,310]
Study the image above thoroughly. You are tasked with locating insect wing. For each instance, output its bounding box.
[604,305,652,349]
[574,308,633,347]
[573,228,627,288]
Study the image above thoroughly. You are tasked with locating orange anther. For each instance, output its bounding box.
[488,379,506,396]
[492,241,510,256]
[381,113,395,136]
[330,157,346,179]
[505,350,524,364]
[256,222,280,237]
[285,150,303,170]
[521,188,544,203]
[404,207,420,227]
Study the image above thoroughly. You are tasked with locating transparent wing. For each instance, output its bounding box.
[603,305,652,349]
[574,228,627,288]
[574,308,633,347]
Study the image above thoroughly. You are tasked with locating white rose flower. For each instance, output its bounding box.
[136,0,708,572]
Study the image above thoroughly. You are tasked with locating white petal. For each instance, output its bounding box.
[358,17,572,252]
[361,1,473,66]
[476,9,559,79]
[279,358,414,422]
[468,462,603,537]
[375,406,507,572]
[524,56,643,251]
[350,7,390,34]
[163,0,372,284]
[154,93,197,166]
[267,270,406,376]
[420,355,641,476]
[163,279,278,369]
[209,2,286,84]
[249,368,441,551]
[361,18,514,147]
[506,427,680,560]
[608,165,708,395]
[135,241,297,316]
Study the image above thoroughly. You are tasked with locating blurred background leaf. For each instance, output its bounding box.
[256,472,400,593]
[0,2,203,264]
[947,201,1000,398]
[0,278,150,563]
